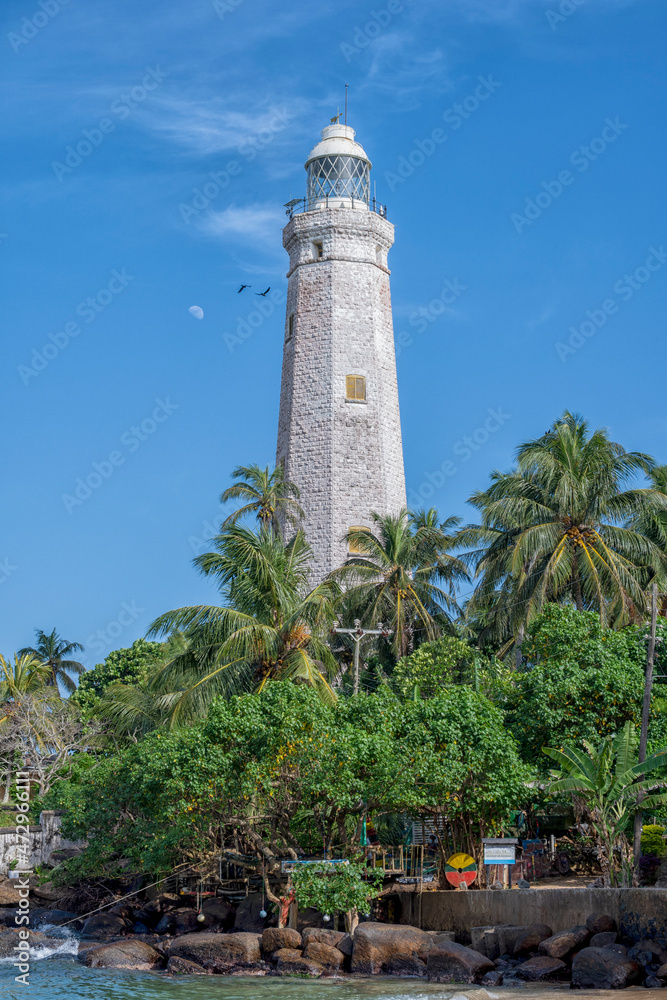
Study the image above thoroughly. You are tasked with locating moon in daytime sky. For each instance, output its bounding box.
[188,305,204,319]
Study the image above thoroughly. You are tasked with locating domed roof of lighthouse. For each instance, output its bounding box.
[305,123,372,169]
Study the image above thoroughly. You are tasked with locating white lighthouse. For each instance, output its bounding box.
[276,121,406,583]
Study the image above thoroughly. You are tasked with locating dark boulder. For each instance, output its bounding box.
[387,955,427,976]
[516,956,568,981]
[201,898,235,931]
[79,939,164,970]
[262,928,302,953]
[274,951,323,976]
[351,922,431,975]
[80,913,131,939]
[167,955,209,975]
[513,923,553,955]
[482,970,504,986]
[572,947,640,989]
[629,939,667,966]
[538,925,589,960]
[302,927,345,949]
[585,912,617,935]
[427,941,496,984]
[168,931,262,973]
[29,908,79,929]
[302,941,342,971]
[337,933,353,956]
[590,931,618,948]
[233,894,267,934]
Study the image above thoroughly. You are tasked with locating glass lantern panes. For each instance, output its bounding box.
[307,155,370,207]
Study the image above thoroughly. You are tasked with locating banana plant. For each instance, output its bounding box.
[544,722,667,886]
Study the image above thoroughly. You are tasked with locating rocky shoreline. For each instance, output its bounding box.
[3,892,667,987]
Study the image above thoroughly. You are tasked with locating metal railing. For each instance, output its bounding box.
[285,196,388,220]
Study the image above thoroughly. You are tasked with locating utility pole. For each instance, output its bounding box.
[331,619,392,695]
[633,583,659,868]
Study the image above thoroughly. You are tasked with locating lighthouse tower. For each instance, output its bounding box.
[276,121,406,583]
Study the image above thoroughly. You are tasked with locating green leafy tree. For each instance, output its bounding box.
[71,639,165,715]
[545,722,667,886]
[505,606,645,767]
[221,463,303,534]
[392,636,490,700]
[48,684,529,884]
[291,861,384,933]
[460,412,667,635]
[332,509,469,657]
[19,629,85,694]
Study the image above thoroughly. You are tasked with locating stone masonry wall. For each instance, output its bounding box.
[277,207,406,583]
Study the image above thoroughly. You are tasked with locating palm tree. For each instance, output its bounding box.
[18,629,85,694]
[331,509,469,658]
[146,526,340,725]
[460,412,667,631]
[0,654,52,704]
[545,722,667,886]
[221,463,303,534]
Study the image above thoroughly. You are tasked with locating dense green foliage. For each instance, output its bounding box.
[392,636,490,699]
[291,861,383,918]
[71,639,165,714]
[504,606,645,766]
[641,824,666,857]
[48,682,530,879]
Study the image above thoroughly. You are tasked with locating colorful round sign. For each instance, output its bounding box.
[445,852,477,887]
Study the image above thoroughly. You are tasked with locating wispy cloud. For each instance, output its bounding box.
[203,203,285,245]
[137,95,306,156]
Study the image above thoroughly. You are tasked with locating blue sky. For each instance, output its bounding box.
[2,0,666,668]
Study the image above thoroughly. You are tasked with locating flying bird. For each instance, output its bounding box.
[256,287,271,296]
[237,284,251,293]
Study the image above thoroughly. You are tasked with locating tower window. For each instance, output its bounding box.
[286,314,294,342]
[313,241,324,259]
[348,526,370,554]
[346,375,366,401]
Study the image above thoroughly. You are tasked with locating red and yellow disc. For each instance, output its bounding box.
[445,852,477,887]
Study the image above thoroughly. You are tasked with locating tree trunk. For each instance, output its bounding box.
[514,624,524,670]
[2,765,11,804]
[345,907,359,935]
